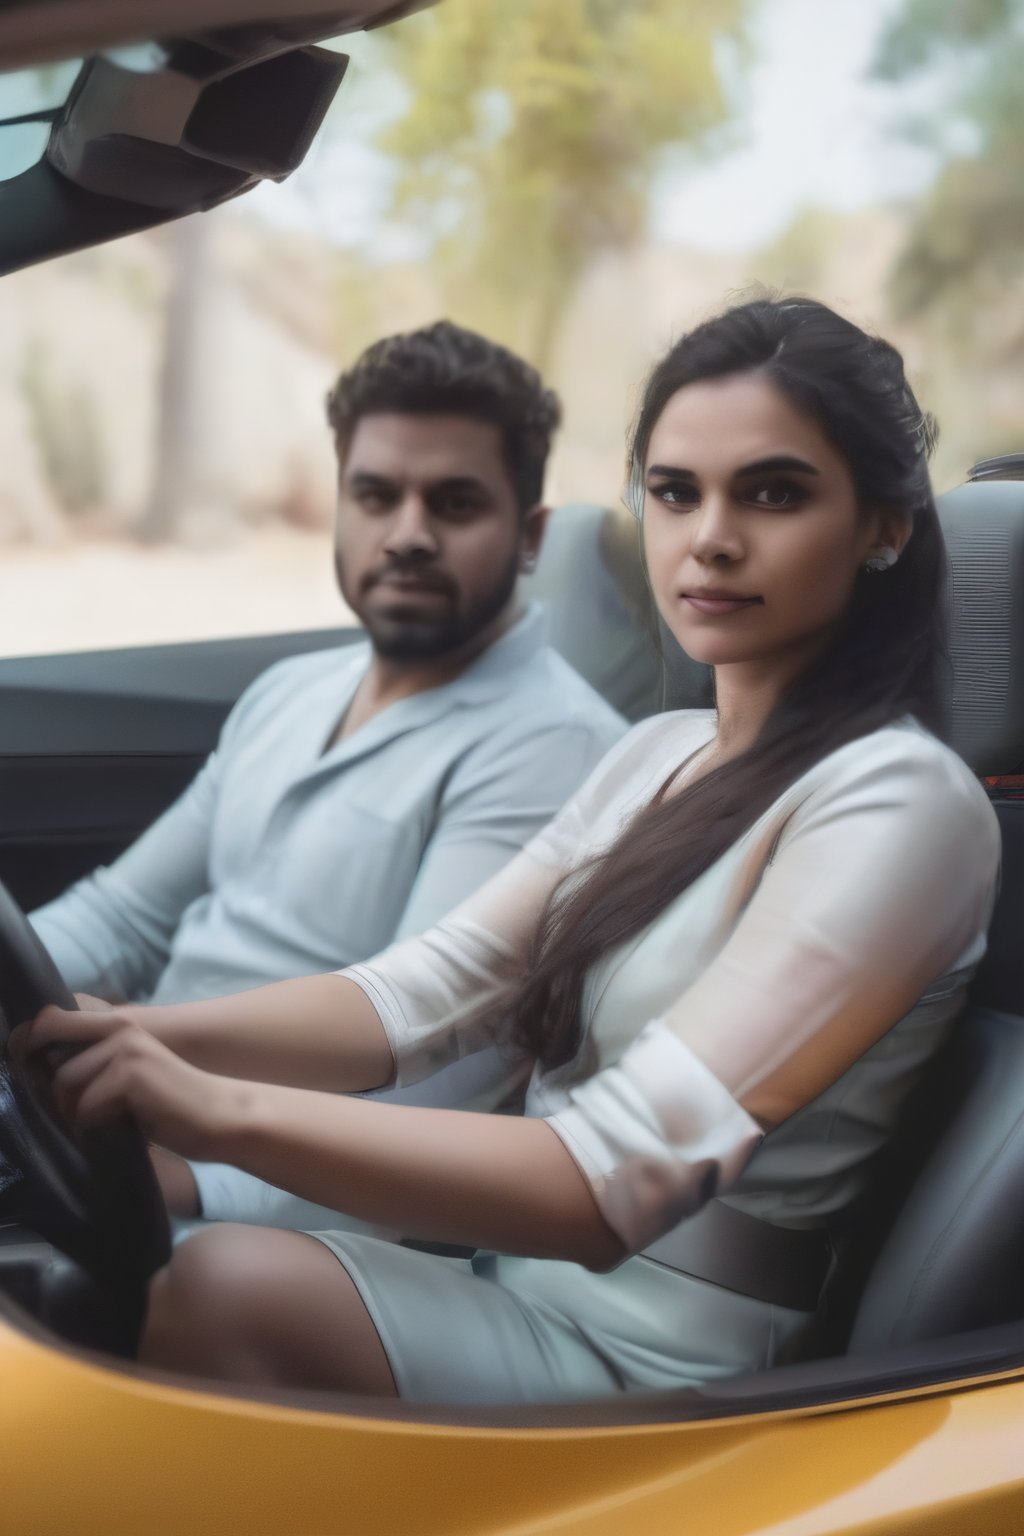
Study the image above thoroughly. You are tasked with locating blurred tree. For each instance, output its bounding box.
[372,0,752,368]
[874,0,1024,335]
[137,214,215,542]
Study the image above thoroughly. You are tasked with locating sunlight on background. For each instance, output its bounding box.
[653,0,931,249]
[254,0,926,255]
[2,0,1021,655]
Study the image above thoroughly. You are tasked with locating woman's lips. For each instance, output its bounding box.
[681,592,762,615]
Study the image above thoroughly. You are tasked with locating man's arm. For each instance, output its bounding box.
[30,756,220,1001]
[29,650,304,1001]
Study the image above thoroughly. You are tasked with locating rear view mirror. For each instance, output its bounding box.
[0,26,349,274]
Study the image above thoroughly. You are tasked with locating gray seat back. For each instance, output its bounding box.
[847,476,1024,1352]
[848,998,1024,1352]
[942,478,1024,773]
[524,503,711,720]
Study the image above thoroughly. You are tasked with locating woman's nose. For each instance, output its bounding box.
[689,494,742,564]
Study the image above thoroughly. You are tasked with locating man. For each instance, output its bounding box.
[30,320,625,1225]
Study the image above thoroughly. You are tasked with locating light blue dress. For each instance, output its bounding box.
[305,714,1000,1403]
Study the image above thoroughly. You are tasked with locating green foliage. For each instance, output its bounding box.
[372,0,751,364]
[875,0,1018,77]
[874,0,1024,328]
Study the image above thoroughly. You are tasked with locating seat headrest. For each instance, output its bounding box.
[967,453,1024,483]
[939,479,1024,774]
[524,503,710,720]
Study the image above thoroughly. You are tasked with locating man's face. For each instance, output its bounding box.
[334,413,544,661]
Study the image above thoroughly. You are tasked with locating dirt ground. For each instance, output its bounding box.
[2,527,357,657]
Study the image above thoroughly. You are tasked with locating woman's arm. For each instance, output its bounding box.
[541,735,1001,1258]
[128,974,394,1092]
[228,1087,623,1267]
[65,824,569,1094]
[670,740,1001,1124]
[40,831,564,1095]
[21,1007,622,1269]
[65,728,629,1098]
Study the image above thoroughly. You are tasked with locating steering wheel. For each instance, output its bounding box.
[0,880,170,1290]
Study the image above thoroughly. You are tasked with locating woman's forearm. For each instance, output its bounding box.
[210,1083,622,1270]
[135,974,394,1092]
[31,1002,621,1268]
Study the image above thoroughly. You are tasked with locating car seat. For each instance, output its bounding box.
[523,502,711,720]
[533,485,1024,1359]
[847,475,1024,1352]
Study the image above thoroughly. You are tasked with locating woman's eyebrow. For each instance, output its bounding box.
[646,455,821,480]
[735,455,820,476]
[646,464,697,480]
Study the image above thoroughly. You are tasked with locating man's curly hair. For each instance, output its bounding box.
[326,320,561,514]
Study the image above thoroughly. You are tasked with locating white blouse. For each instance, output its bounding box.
[342,712,1000,1260]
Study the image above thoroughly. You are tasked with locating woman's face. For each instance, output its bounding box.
[641,371,894,680]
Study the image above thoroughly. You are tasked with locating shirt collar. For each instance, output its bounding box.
[303,602,549,776]
[450,601,548,704]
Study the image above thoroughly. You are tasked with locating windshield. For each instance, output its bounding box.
[0,44,177,183]
[0,60,80,180]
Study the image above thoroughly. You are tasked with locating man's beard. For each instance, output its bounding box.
[337,552,520,662]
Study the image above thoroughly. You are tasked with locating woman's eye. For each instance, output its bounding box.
[650,482,698,509]
[748,481,806,510]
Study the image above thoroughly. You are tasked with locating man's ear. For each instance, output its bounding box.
[520,504,551,573]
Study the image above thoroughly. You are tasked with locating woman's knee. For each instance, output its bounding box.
[148,1222,267,1314]
[139,1225,396,1395]
[141,1224,298,1374]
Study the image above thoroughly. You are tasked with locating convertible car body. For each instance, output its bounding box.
[2,6,1024,1533]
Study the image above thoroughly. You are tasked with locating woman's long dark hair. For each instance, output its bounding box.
[512,296,948,1073]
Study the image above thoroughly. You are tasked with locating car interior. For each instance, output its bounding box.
[1,466,1024,1429]
[1,3,1023,1435]
[0,4,438,273]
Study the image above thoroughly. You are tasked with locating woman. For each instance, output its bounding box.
[20,297,1000,1403]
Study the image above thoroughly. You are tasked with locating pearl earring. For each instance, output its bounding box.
[863,546,898,573]
[521,555,537,573]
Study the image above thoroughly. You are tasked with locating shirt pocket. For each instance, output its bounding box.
[253,797,424,966]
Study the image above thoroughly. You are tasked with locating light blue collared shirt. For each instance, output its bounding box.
[33,604,623,998]
[31,606,625,1225]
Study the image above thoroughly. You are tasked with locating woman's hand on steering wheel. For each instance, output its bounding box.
[9,1005,242,1162]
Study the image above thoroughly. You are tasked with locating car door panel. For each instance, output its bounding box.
[0,627,362,908]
